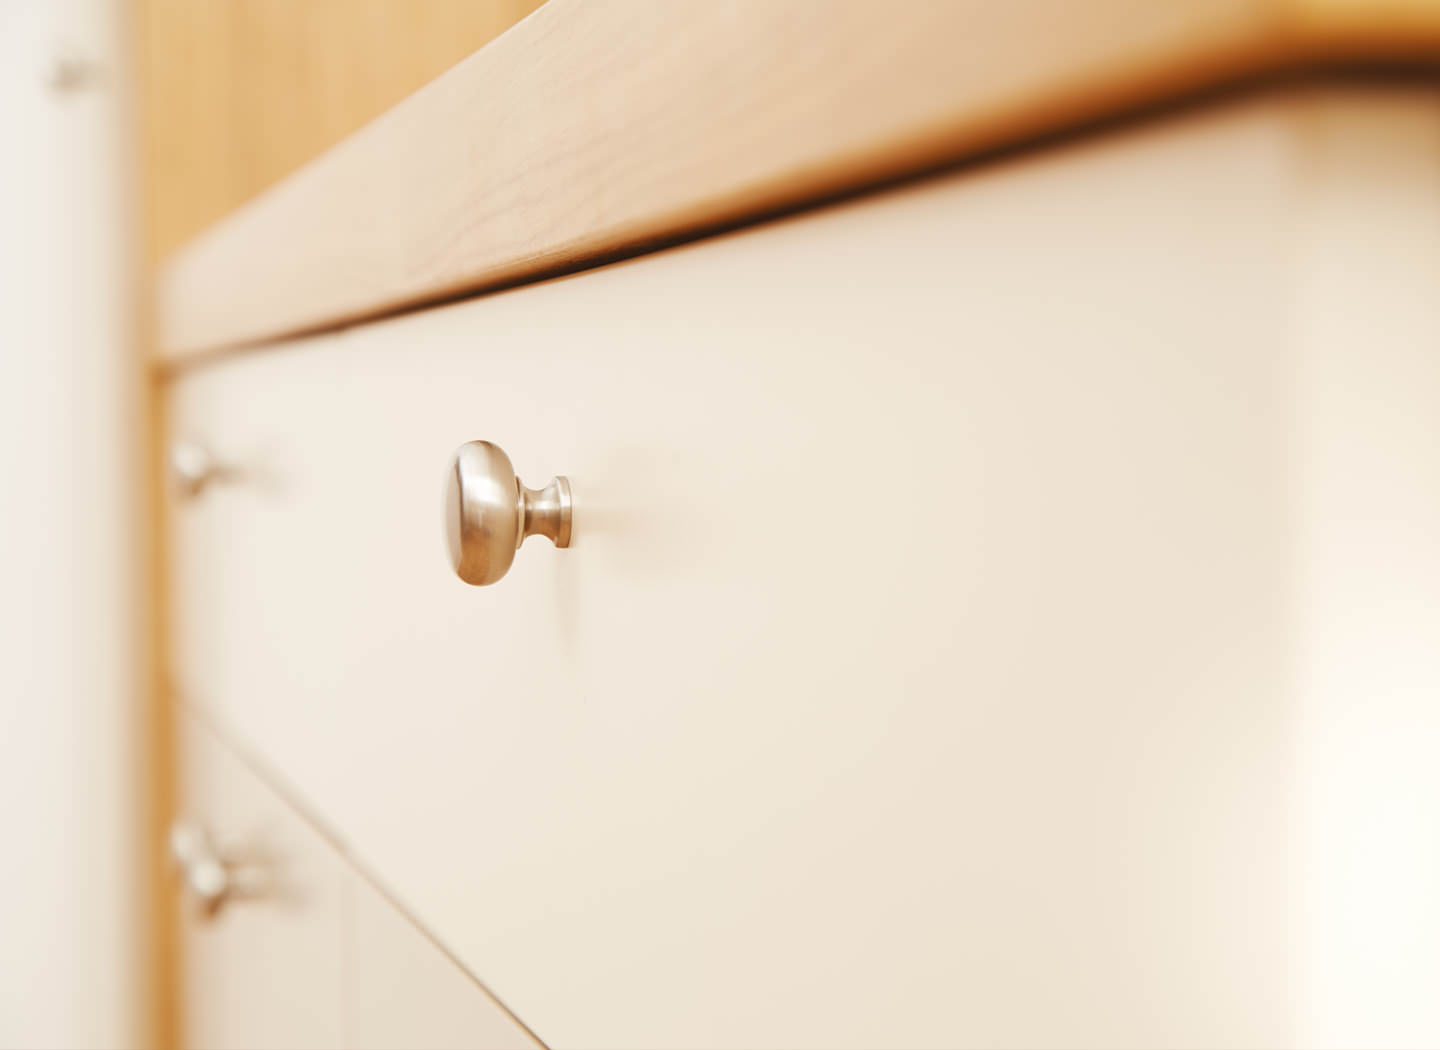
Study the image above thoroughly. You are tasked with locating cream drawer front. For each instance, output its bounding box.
[175,710,544,1050]
[175,712,347,1050]
[166,89,1440,1049]
[345,876,542,1050]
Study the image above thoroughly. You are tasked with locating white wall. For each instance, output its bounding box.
[0,0,142,1046]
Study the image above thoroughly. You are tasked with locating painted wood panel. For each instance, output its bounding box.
[0,1,148,1045]
[176,707,549,1049]
[344,876,544,1050]
[175,711,347,1050]
[159,92,1355,1047]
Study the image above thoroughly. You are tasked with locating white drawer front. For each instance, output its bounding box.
[166,89,1440,1048]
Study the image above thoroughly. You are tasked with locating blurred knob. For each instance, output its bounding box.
[169,821,233,917]
[169,440,220,498]
[43,45,102,95]
[445,440,571,586]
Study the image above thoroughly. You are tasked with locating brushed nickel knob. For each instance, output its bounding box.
[169,821,234,917]
[43,45,102,95]
[169,820,269,919]
[446,440,571,586]
[169,440,221,497]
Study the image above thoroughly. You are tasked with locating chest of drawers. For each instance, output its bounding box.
[156,4,1440,1047]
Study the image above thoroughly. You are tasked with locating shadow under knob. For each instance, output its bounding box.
[445,440,571,586]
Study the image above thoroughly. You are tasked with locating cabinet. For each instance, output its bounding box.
[164,87,1440,1047]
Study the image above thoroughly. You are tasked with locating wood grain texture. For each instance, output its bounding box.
[156,0,1440,361]
[136,0,545,265]
[1288,0,1440,49]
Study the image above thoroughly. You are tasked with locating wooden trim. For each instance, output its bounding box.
[158,0,1440,360]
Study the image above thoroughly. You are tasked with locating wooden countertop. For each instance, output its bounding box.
[158,0,1440,362]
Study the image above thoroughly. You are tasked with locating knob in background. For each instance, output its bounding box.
[169,819,270,919]
[169,821,233,918]
[169,440,224,498]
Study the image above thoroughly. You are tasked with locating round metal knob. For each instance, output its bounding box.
[169,821,234,918]
[169,440,221,498]
[445,440,571,586]
[43,45,102,95]
[170,820,271,919]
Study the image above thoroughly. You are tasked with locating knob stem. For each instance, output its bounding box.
[520,477,572,548]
